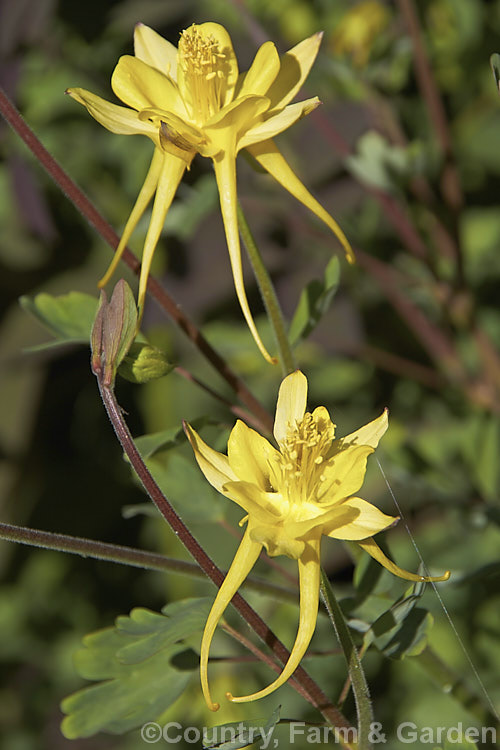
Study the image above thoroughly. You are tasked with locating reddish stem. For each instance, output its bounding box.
[98,377,353,733]
[0,86,273,435]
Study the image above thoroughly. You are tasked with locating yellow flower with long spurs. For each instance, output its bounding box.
[66,23,354,363]
[184,370,450,710]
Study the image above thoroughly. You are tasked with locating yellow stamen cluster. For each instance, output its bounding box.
[278,412,335,503]
[179,25,227,123]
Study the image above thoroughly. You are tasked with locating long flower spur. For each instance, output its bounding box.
[67,23,354,362]
[185,370,450,710]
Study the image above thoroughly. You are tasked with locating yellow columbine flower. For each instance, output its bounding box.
[184,370,449,710]
[66,23,354,363]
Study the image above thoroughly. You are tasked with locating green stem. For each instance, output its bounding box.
[237,202,296,376]
[320,568,373,750]
[0,522,296,602]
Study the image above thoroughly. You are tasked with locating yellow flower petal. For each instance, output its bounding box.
[159,122,202,163]
[99,148,164,289]
[247,139,355,264]
[66,88,157,139]
[138,106,208,159]
[183,370,450,705]
[212,149,276,364]
[228,537,320,703]
[273,370,308,444]
[112,55,187,116]
[238,41,280,98]
[223,481,282,522]
[318,444,374,503]
[200,529,262,711]
[177,23,239,114]
[287,502,359,539]
[249,522,305,559]
[238,97,320,150]
[184,422,238,496]
[358,537,451,582]
[136,152,188,315]
[266,32,323,110]
[227,420,279,490]
[336,408,389,450]
[311,405,335,436]
[195,23,239,106]
[134,23,178,79]
[205,94,270,133]
[326,497,397,540]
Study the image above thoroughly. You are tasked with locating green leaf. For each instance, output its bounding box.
[135,424,188,459]
[346,131,428,192]
[376,607,433,659]
[363,579,433,658]
[288,256,340,346]
[134,417,215,459]
[61,598,212,739]
[203,706,281,750]
[146,451,225,523]
[118,341,175,383]
[20,290,98,345]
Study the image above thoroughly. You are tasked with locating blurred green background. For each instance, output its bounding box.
[1,0,500,747]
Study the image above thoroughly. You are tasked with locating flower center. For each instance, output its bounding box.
[278,412,335,503]
[179,25,228,125]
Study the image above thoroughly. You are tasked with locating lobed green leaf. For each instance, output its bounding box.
[61,598,212,739]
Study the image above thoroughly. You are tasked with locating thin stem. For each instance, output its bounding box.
[337,642,369,707]
[320,569,373,750]
[0,86,273,435]
[237,202,296,376]
[0,522,296,602]
[97,376,353,733]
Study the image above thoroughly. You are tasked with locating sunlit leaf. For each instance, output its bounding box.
[61,598,211,739]
[20,291,98,347]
